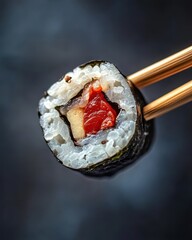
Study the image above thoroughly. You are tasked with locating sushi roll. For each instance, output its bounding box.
[38,61,153,176]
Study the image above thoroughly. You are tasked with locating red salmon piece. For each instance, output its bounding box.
[84,89,117,135]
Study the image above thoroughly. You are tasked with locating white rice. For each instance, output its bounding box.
[39,62,137,169]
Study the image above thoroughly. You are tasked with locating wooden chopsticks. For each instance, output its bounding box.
[127,46,192,121]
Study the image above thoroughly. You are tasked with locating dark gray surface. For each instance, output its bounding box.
[1,0,192,240]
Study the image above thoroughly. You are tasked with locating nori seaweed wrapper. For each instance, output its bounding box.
[39,61,154,177]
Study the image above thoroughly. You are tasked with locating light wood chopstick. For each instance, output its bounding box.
[127,46,192,89]
[127,46,192,121]
[143,80,192,121]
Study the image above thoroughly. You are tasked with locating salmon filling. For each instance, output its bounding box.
[84,87,117,135]
[66,82,118,140]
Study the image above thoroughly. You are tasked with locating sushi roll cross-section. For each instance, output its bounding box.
[39,61,153,176]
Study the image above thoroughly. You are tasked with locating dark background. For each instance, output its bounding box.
[1,0,192,239]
